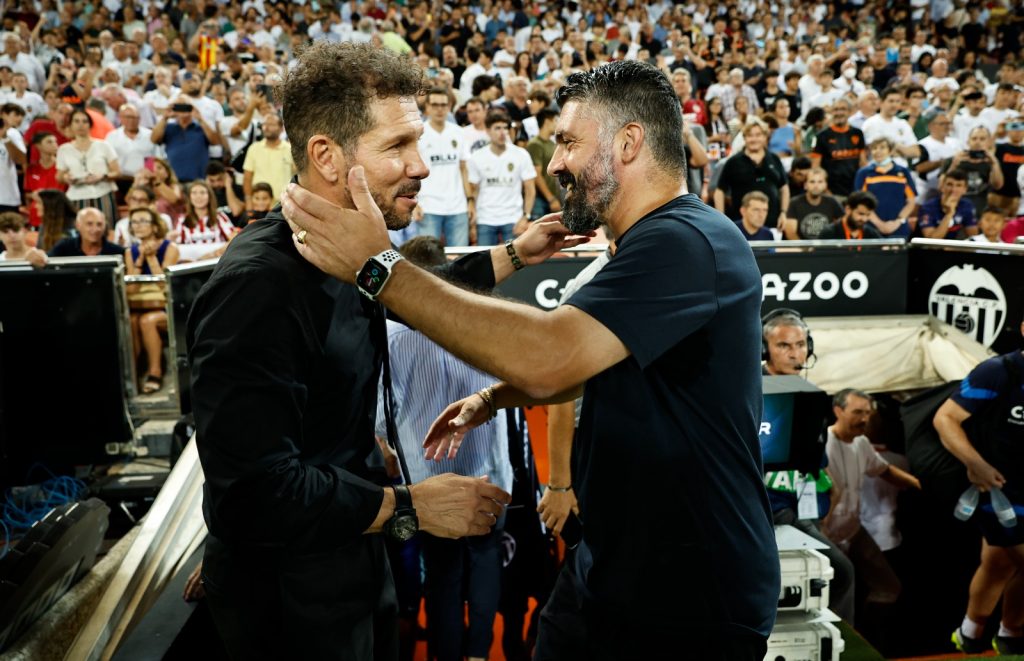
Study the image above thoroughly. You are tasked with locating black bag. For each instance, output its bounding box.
[229,121,259,172]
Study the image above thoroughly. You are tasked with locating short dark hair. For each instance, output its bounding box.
[555,60,687,179]
[846,190,878,211]
[31,131,55,145]
[791,156,812,171]
[944,168,968,183]
[399,235,446,267]
[805,107,827,125]
[0,211,26,232]
[251,181,274,197]
[528,89,551,106]
[536,108,559,128]
[1,102,26,116]
[784,71,802,82]
[427,86,449,102]
[206,160,227,176]
[485,109,511,128]
[281,42,423,172]
[881,86,903,101]
[472,74,498,97]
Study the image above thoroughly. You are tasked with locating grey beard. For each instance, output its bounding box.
[560,150,618,235]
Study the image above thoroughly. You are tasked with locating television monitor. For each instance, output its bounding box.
[759,376,831,474]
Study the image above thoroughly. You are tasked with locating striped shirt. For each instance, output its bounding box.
[375,320,513,492]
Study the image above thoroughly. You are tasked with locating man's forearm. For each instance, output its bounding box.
[546,400,577,485]
[935,411,985,468]
[379,262,579,398]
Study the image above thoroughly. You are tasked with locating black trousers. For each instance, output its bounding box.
[202,535,399,661]
[534,566,768,661]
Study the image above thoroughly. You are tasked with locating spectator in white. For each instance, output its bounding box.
[220,86,264,167]
[850,89,879,130]
[980,84,1021,138]
[242,112,294,207]
[798,54,825,106]
[823,389,920,636]
[462,96,491,157]
[720,67,760,122]
[910,29,936,64]
[834,59,866,97]
[105,103,158,177]
[467,110,536,246]
[179,71,224,159]
[0,104,25,213]
[0,36,41,96]
[113,185,173,246]
[172,181,236,261]
[119,41,153,91]
[98,31,117,65]
[924,58,959,96]
[944,127,1004,215]
[807,69,844,112]
[308,9,349,43]
[459,47,497,102]
[3,72,45,130]
[785,168,844,240]
[954,88,991,145]
[414,87,472,246]
[142,67,179,115]
[56,109,120,223]
[915,112,962,200]
[704,66,730,102]
[968,208,1009,244]
[862,87,921,165]
[0,211,30,259]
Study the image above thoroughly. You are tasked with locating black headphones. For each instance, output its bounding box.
[761,307,815,364]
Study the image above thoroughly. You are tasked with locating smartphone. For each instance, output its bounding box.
[968,150,986,159]
[172,103,193,112]
[256,83,274,105]
[144,156,155,171]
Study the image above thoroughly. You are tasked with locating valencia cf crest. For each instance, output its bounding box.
[507,162,515,172]
[452,139,457,148]
[852,135,860,145]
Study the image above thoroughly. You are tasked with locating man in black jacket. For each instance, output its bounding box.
[187,42,584,660]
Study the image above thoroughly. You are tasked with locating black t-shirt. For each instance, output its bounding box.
[402,17,430,53]
[48,238,125,257]
[872,66,896,92]
[942,156,992,214]
[960,23,985,53]
[952,352,1024,485]
[718,151,788,223]
[995,143,1024,197]
[787,194,844,239]
[566,194,779,636]
[812,124,865,196]
[783,92,802,123]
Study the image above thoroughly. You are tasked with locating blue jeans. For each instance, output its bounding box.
[476,223,516,246]
[419,212,469,247]
[387,223,419,247]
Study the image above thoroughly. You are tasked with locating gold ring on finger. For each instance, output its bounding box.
[296,229,308,245]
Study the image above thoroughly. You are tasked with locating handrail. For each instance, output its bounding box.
[910,237,1024,255]
[124,274,166,284]
[0,255,124,270]
[750,238,907,250]
[165,258,219,276]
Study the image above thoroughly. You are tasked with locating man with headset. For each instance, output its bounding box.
[761,308,856,623]
[762,307,814,376]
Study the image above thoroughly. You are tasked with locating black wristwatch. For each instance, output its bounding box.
[384,485,418,542]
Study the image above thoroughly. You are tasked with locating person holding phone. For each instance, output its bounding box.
[942,126,1004,215]
[151,100,217,182]
[55,108,120,225]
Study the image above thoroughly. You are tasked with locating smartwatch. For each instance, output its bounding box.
[384,485,418,542]
[355,249,404,301]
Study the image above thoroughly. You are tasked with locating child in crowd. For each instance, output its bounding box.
[0,211,30,260]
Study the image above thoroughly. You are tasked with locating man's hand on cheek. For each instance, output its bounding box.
[282,166,392,283]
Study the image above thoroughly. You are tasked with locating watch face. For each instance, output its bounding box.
[389,515,419,542]
[357,258,388,296]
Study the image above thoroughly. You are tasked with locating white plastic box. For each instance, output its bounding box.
[764,620,845,661]
[778,548,834,612]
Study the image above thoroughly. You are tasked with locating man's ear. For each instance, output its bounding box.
[306,135,345,185]
[618,122,645,165]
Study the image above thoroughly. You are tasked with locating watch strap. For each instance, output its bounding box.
[393,484,413,513]
[376,248,403,269]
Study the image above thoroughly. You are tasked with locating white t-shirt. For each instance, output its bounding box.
[823,429,889,548]
[916,135,962,198]
[105,127,159,176]
[462,125,490,157]
[861,114,918,166]
[219,114,262,161]
[57,140,118,202]
[0,128,25,206]
[467,145,536,226]
[1,90,46,130]
[418,121,467,216]
[979,107,1020,135]
[953,111,988,145]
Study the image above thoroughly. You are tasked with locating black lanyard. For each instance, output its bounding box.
[375,302,412,486]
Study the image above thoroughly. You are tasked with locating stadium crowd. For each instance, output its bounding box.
[1,0,1023,657]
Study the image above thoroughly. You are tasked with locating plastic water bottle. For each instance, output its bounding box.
[990,487,1018,528]
[954,485,980,521]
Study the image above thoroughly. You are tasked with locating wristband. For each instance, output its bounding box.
[476,385,497,420]
[546,484,572,493]
[505,239,524,271]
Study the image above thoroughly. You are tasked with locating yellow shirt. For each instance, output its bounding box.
[242,140,295,202]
